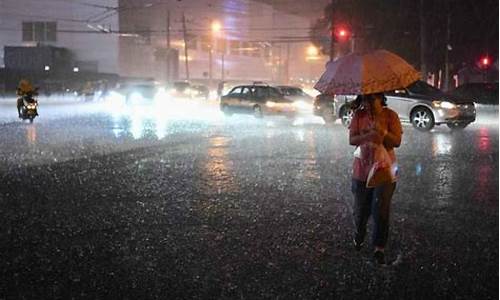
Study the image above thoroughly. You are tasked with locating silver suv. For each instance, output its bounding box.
[318,81,476,131]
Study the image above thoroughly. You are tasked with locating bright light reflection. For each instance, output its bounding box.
[415,163,422,176]
[432,133,452,156]
[477,127,491,153]
[130,111,145,139]
[26,125,37,144]
[154,110,168,139]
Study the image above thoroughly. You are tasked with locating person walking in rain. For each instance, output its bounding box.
[349,93,402,265]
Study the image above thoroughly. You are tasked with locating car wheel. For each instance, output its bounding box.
[447,122,469,130]
[340,106,354,127]
[253,105,263,118]
[411,107,435,131]
[322,106,336,125]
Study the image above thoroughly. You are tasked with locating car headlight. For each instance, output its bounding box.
[266,101,277,107]
[432,100,456,109]
[130,92,143,102]
[440,101,456,109]
[106,91,125,104]
[154,88,168,102]
[293,100,312,109]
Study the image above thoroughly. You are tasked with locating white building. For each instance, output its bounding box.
[0,0,119,73]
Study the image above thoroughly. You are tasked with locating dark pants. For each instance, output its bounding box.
[352,179,396,248]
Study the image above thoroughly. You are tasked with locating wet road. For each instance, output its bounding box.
[0,99,498,299]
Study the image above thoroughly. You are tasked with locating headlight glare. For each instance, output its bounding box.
[440,101,456,109]
[293,100,312,109]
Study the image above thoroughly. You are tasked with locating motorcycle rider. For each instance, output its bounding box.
[16,79,37,118]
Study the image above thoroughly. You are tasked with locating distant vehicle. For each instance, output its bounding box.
[450,82,498,105]
[167,81,210,100]
[276,85,314,115]
[314,80,476,131]
[313,93,340,125]
[220,84,298,119]
[168,81,192,99]
[117,83,159,104]
[190,84,210,100]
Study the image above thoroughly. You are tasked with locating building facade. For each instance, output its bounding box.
[118,0,327,86]
[0,0,119,73]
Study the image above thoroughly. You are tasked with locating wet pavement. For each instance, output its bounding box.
[0,100,498,299]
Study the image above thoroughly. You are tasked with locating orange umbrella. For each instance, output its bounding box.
[314,50,420,95]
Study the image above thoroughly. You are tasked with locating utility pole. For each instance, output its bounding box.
[329,0,335,61]
[419,0,427,81]
[285,42,290,84]
[443,9,451,91]
[166,9,171,83]
[209,45,213,87]
[182,13,190,81]
[221,52,225,81]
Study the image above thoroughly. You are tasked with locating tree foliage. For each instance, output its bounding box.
[310,0,498,73]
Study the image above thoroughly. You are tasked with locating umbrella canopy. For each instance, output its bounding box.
[314,50,420,95]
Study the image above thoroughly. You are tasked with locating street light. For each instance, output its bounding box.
[210,20,224,84]
[307,45,319,57]
[305,45,321,83]
[211,21,222,34]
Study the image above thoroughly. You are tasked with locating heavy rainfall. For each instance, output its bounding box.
[0,0,498,299]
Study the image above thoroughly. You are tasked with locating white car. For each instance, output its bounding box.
[316,81,476,131]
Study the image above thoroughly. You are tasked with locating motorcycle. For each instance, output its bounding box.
[19,91,39,123]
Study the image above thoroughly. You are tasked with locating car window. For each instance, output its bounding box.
[281,87,305,96]
[268,87,283,98]
[228,87,242,96]
[174,82,190,89]
[407,80,442,95]
[254,87,267,98]
[241,87,252,98]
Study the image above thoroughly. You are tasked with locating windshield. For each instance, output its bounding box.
[407,80,443,95]
[173,82,190,91]
[280,87,307,96]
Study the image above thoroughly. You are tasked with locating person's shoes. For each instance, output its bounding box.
[353,238,363,251]
[373,250,386,265]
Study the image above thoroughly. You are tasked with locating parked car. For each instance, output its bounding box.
[314,80,476,131]
[450,82,498,105]
[220,84,298,118]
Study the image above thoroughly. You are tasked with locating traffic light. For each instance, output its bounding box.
[480,56,491,68]
[333,26,351,42]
